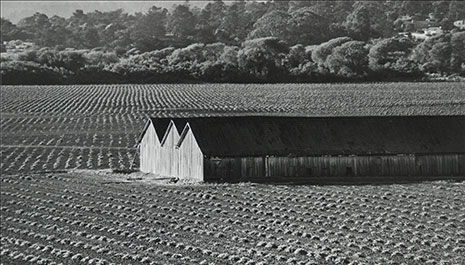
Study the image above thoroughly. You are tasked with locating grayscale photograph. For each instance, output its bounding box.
[1,1,464,264]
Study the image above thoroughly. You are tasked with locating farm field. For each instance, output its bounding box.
[1,82,465,174]
[1,172,464,265]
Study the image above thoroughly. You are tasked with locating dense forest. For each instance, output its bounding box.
[1,0,465,84]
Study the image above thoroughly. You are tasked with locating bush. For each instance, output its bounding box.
[1,60,63,85]
[326,41,369,78]
[411,32,465,76]
[312,37,352,72]
[84,51,119,66]
[237,37,289,81]
[3,34,464,84]
[368,37,420,79]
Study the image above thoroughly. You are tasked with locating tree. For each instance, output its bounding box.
[237,37,289,80]
[97,10,134,50]
[202,42,226,62]
[59,50,86,73]
[233,0,259,41]
[244,1,269,22]
[194,4,217,43]
[1,18,15,40]
[209,0,227,29]
[44,16,73,47]
[219,46,239,68]
[344,2,393,41]
[441,1,465,31]
[267,0,290,12]
[197,42,228,79]
[1,60,63,85]
[165,42,231,80]
[365,2,393,38]
[288,1,313,13]
[450,32,465,74]
[446,1,465,22]
[391,1,433,20]
[429,42,452,74]
[1,18,30,41]
[32,48,86,73]
[248,11,290,41]
[82,28,101,48]
[344,4,371,41]
[311,37,352,69]
[432,1,450,22]
[17,12,51,31]
[368,37,418,77]
[307,1,353,25]
[307,1,353,39]
[71,9,86,23]
[285,44,317,78]
[217,2,242,43]
[287,7,330,45]
[326,40,368,78]
[36,48,62,68]
[411,38,434,67]
[286,44,306,68]
[411,33,465,75]
[84,50,119,67]
[130,6,167,52]
[17,12,52,45]
[167,43,206,74]
[167,5,196,40]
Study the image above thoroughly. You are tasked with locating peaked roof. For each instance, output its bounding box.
[151,118,172,142]
[138,117,188,143]
[160,120,185,145]
[175,115,465,156]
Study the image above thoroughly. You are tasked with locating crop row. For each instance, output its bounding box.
[1,114,144,134]
[2,83,465,176]
[2,132,138,148]
[0,147,136,174]
[1,173,464,265]
[2,83,464,116]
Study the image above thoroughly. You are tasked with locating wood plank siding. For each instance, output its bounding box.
[141,116,464,183]
[204,154,465,182]
[178,128,204,181]
[140,122,161,173]
[159,122,181,177]
[140,120,182,177]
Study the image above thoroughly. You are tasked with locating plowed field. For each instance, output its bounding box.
[1,173,464,265]
[1,83,465,174]
[1,83,464,265]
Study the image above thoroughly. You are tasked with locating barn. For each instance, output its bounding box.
[138,117,186,176]
[139,115,465,183]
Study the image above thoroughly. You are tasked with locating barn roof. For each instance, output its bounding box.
[160,120,185,145]
[175,115,465,156]
[138,117,187,144]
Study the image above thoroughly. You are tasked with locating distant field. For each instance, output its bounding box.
[1,83,465,174]
[1,173,464,264]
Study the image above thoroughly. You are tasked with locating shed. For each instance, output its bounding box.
[140,115,465,182]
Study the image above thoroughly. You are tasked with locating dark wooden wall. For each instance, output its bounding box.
[204,154,465,182]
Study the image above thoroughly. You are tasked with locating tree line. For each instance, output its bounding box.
[1,0,465,84]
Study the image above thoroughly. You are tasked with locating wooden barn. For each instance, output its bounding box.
[138,117,186,176]
[139,115,465,183]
